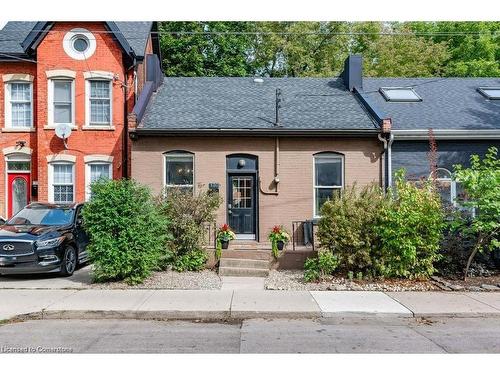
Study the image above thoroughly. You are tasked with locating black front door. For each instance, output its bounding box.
[228,174,256,238]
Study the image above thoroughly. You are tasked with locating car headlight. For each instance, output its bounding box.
[35,236,65,250]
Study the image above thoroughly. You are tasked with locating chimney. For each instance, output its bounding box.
[342,54,363,92]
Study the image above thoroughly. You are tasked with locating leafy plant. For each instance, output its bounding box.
[452,147,500,279]
[157,187,222,270]
[268,225,291,258]
[172,248,208,272]
[215,223,236,259]
[303,251,340,282]
[318,184,388,273]
[82,179,170,285]
[375,169,445,279]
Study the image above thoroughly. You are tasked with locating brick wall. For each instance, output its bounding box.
[131,136,382,241]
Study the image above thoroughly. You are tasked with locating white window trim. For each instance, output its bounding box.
[313,153,344,217]
[48,161,75,204]
[84,156,113,201]
[4,153,31,218]
[163,152,195,194]
[4,81,33,130]
[84,78,113,128]
[431,168,458,207]
[47,77,75,128]
[63,28,97,60]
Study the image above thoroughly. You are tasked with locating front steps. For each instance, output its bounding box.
[218,242,272,277]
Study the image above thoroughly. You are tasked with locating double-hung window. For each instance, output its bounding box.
[165,152,194,194]
[313,153,344,216]
[86,162,112,200]
[51,163,75,203]
[5,82,32,128]
[51,79,74,125]
[88,80,111,125]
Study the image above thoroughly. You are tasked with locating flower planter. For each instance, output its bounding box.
[221,240,229,249]
[277,240,285,251]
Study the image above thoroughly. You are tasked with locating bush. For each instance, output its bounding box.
[82,179,169,284]
[157,187,222,270]
[318,184,387,273]
[304,251,340,282]
[375,169,445,279]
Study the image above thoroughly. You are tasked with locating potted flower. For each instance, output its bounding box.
[268,225,291,258]
[216,224,236,250]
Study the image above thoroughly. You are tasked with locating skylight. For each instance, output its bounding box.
[379,87,422,102]
[478,87,500,100]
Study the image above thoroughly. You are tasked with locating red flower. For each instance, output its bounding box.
[272,225,281,233]
[221,224,230,232]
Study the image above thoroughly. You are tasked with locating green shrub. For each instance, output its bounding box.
[157,188,222,270]
[318,184,387,273]
[375,169,445,279]
[172,248,208,272]
[304,251,340,282]
[82,179,169,285]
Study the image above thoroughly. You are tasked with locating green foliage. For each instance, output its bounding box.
[157,188,222,270]
[172,248,208,272]
[304,251,340,282]
[318,184,387,272]
[376,170,445,279]
[268,225,291,258]
[452,147,500,277]
[82,179,169,285]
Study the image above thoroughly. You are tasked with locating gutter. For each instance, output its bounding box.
[132,128,380,137]
[392,129,500,140]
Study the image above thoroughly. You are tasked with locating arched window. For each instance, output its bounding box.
[432,168,456,207]
[313,152,344,216]
[164,151,194,194]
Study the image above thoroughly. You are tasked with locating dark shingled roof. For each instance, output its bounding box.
[362,77,500,130]
[0,21,152,57]
[139,77,378,132]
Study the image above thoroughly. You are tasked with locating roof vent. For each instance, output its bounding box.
[253,78,264,84]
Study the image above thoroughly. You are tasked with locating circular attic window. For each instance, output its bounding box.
[63,28,96,60]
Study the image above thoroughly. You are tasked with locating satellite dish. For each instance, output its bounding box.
[55,123,72,149]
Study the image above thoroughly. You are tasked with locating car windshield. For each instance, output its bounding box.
[7,207,75,226]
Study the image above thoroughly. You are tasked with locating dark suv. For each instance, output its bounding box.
[0,202,89,277]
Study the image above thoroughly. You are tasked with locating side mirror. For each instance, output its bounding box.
[76,218,83,226]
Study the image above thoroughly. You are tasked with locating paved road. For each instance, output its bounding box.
[1,317,499,353]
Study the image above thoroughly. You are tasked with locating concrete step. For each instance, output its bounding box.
[220,258,270,269]
[221,250,272,261]
[229,241,272,250]
[219,267,270,277]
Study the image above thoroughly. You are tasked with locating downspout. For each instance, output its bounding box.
[377,118,393,191]
[123,58,139,179]
[259,137,280,195]
[387,132,394,188]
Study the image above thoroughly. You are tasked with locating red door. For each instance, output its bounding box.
[8,173,30,218]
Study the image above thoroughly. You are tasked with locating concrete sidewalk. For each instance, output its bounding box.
[1,289,499,321]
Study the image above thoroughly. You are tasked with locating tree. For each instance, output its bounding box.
[453,147,500,279]
[159,22,255,76]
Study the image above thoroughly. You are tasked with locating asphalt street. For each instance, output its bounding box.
[1,317,499,353]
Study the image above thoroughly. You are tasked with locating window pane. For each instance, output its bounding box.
[7,161,30,171]
[90,99,111,124]
[54,104,72,123]
[315,157,342,186]
[53,164,73,184]
[315,188,340,215]
[12,102,31,127]
[166,155,194,186]
[10,83,30,101]
[54,81,72,102]
[54,185,74,203]
[436,179,452,206]
[90,81,110,98]
[380,88,421,102]
[90,164,110,183]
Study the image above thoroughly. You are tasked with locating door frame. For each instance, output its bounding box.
[4,153,32,218]
[226,154,259,241]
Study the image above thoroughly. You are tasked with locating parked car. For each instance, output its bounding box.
[0,202,89,277]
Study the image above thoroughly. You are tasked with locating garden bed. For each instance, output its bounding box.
[90,269,221,290]
[265,270,500,292]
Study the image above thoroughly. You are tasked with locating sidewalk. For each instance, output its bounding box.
[1,289,499,321]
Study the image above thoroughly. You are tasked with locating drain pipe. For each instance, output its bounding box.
[378,119,394,190]
[259,137,280,195]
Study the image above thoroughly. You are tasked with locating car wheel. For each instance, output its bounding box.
[59,245,77,277]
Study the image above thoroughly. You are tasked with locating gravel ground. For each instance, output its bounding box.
[90,269,222,290]
[265,270,438,292]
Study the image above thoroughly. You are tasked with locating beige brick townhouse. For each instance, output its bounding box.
[128,55,391,249]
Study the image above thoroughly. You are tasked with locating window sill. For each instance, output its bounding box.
[1,127,36,133]
[44,125,78,130]
[82,125,115,131]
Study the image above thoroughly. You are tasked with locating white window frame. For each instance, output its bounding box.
[164,152,195,194]
[85,78,113,127]
[4,81,33,129]
[313,153,344,217]
[431,167,460,207]
[48,162,75,204]
[85,158,113,201]
[47,78,75,127]
[4,153,31,218]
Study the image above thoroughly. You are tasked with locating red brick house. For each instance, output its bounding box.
[0,21,161,219]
